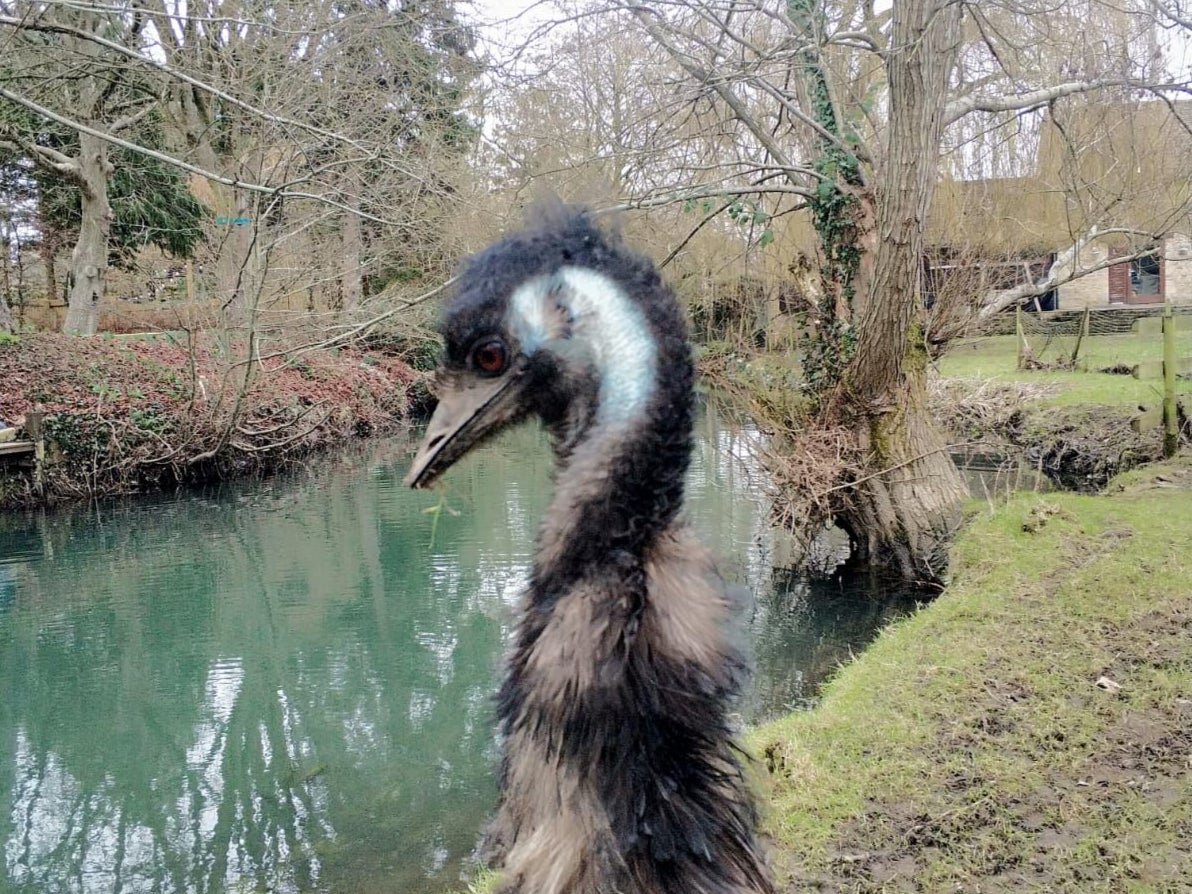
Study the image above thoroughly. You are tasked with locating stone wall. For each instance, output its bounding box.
[1164,233,1192,302]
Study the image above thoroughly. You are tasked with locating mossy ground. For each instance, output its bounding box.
[753,456,1192,892]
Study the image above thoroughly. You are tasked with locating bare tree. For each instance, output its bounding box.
[544,0,1192,580]
[976,95,1192,318]
[0,0,477,472]
[0,0,477,339]
[142,0,475,324]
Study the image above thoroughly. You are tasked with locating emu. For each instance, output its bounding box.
[406,208,773,894]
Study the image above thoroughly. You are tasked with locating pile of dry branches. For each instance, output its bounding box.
[762,424,864,539]
[928,377,1056,441]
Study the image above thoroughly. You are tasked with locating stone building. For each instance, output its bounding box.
[1057,233,1192,308]
[926,98,1192,312]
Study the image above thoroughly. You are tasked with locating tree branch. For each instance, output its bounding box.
[0,13,433,188]
[1151,0,1192,30]
[605,183,817,214]
[628,6,809,188]
[108,97,159,134]
[946,78,1191,125]
[977,227,1164,319]
[748,76,875,167]
[0,124,81,181]
[0,85,402,225]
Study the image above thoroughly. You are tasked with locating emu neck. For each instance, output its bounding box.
[534,339,694,599]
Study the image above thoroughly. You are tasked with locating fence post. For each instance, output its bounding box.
[1070,307,1091,367]
[1162,302,1178,458]
[26,408,45,496]
[1016,305,1025,370]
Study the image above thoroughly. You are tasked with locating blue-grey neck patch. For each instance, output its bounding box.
[508,267,656,426]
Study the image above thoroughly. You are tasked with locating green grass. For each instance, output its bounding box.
[711,330,1191,410]
[752,457,1192,892]
[938,334,1192,408]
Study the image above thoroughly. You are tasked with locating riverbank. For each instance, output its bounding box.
[0,333,421,508]
[754,455,1192,892]
[704,335,1190,495]
[933,334,1190,490]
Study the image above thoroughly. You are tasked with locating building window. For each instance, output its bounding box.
[1109,247,1164,305]
[1130,254,1161,297]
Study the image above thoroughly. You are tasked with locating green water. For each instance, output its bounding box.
[0,415,917,893]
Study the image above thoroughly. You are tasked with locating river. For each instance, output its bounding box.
[0,412,921,893]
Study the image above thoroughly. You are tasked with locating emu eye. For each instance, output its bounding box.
[470,338,508,376]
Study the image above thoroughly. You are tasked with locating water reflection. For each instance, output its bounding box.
[0,416,916,893]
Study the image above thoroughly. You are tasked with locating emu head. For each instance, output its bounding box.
[405,211,659,490]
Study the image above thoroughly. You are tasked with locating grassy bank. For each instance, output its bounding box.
[704,330,1189,496]
[754,457,1192,892]
[938,333,1192,409]
[0,333,420,507]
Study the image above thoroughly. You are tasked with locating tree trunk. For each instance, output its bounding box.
[214,190,257,321]
[0,221,12,334]
[840,329,966,582]
[835,0,968,583]
[63,132,113,336]
[43,245,57,307]
[341,205,363,311]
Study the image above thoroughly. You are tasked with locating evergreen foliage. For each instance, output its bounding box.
[24,126,208,269]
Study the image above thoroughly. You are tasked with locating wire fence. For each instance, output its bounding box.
[999,303,1192,454]
[1013,305,1192,374]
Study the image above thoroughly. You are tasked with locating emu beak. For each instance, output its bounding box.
[404,373,523,489]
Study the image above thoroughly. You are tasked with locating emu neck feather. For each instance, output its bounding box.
[524,269,689,586]
[512,267,658,426]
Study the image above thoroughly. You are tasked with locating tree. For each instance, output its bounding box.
[484,14,679,199]
[0,286,11,334]
[0,2,169,334]
[8,121,207,275]
[0,0,478,341]
[146,0,478,320]
[974,97,1192,318]
[565,0,1192,580]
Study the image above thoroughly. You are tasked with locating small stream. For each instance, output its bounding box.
[0,411,925,894]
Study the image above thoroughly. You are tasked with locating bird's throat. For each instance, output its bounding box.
[533,363,693,601]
